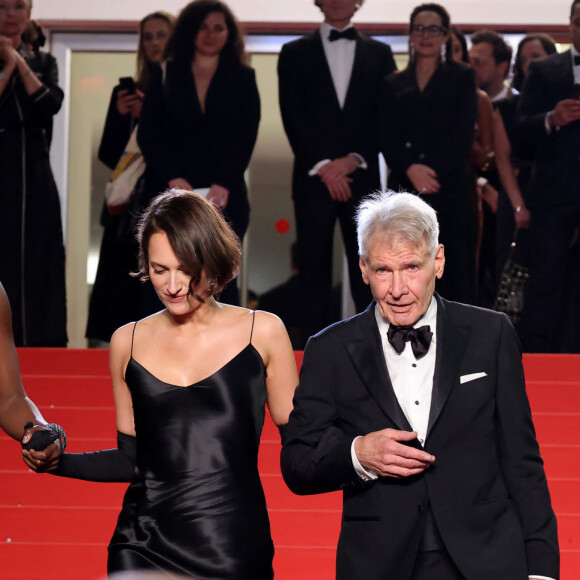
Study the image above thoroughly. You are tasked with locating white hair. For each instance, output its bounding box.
[356,190,439,260]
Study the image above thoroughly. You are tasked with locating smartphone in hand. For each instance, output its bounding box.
[119,76,136,94]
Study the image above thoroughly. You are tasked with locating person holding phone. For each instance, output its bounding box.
[86,11,175,344]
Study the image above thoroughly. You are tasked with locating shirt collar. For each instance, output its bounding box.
[374,295,437,340]
[491,85,511,102]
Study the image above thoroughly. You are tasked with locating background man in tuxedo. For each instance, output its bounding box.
[277,0,396,338]
[281,191,558,580]
[516,0,580,352]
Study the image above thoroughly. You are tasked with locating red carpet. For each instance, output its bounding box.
[0,349,578,579]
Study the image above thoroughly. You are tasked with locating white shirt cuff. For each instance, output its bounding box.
[351,436,378,481]
[348,152,367,169]
[308,159,331,176]
[529,576,556,580]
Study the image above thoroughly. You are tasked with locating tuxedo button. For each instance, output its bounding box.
[419,153,425,160]
[405,142,412,148]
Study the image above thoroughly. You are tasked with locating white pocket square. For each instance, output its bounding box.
[460,372,488,384]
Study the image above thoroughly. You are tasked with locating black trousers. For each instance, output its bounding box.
[518,202,580,352]
[293,175,374,338]
[410,550,465,580]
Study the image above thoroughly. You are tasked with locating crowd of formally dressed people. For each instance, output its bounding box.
[2,0,578,354]
[1,1,572,577]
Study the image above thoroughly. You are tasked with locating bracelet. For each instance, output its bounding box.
[46,422,68,453]
[514,205,523,213]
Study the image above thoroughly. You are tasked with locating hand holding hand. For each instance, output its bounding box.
[407,164,440,194]
[317,155,360,182]
[355,428,435,478]
[168,178,193,190]
[551,99,580,127]
[206,184,230,209]
[321,175,353,202]
[21,423,61,472]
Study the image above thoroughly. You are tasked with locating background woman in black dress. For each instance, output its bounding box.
[0,0,66,346]
[138,0,261,306]
[380,3,477,304]
[86,11,175,343]
[37,190,298,578]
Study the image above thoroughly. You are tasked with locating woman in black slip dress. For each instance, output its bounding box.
[33,189,299,579]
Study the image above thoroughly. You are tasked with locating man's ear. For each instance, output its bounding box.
[435,244,445,279]
[359,256,369,284]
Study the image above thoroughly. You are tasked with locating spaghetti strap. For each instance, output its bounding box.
[249,310,256,344]
[130,321,138,357]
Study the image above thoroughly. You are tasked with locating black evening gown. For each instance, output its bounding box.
[107,338,274,578]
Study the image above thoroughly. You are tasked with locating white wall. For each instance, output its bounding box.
[35,0,573,27]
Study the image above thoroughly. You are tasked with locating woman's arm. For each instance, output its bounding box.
[98,86,136,170]
[45,324,138,482]
[494,111,530,229]
[252,312,298,428]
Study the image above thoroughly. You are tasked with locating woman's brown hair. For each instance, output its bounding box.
[136,189,241,299]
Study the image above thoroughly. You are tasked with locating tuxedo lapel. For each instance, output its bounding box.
[427,296,469,437]
[342,33,365,113]
[345,306,412,431]
[307,30,342,111]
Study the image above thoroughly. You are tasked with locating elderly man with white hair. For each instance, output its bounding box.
[281,190,559,580]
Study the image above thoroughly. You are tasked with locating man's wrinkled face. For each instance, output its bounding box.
[359,232,445,327]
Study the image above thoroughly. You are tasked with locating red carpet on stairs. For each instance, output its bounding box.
[0,349,578,579]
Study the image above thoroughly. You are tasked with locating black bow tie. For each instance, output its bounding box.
[574,55,580,66]
[329,28,357,42]
[387,325,433,360]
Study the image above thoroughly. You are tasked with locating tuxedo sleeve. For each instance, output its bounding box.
[495,314,559,578]
[281,334,362,495]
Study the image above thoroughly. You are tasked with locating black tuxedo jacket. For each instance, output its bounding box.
[516,50,580,209]
[277,29,396,199]
[281,295,559,580]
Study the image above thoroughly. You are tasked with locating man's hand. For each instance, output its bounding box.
[21,424,61,472]
[318,155,360,182]
[551,99,580,127]
[321,175,353,202]
[355,428,435,478]
[406,164,440,194]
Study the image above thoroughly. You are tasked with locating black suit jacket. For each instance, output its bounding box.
[278,29,396,199]
[281,295,559,580]
[138,60,260,234]
[380,62,477,198]
[516,50,580,209]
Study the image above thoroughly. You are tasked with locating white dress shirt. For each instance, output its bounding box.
[349,298,555,580]
[308,22,367,176]
[572,46,580,84]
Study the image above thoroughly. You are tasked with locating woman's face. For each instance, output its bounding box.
[0,0,31,41]
[194,11,228,59]
[142,17,172,63]
[519,38,549,79]
[450,32,464,63]
[148,231,208,317]
[410,10,449,61]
